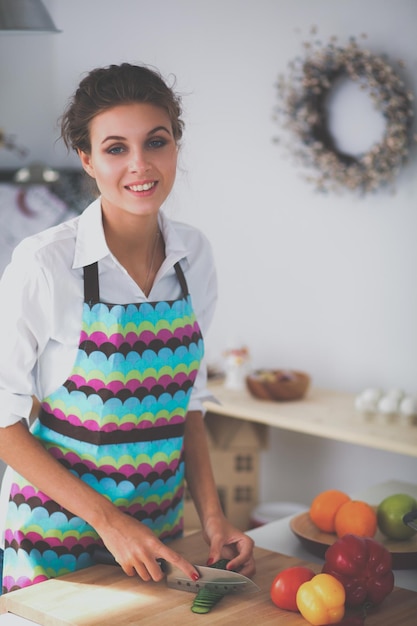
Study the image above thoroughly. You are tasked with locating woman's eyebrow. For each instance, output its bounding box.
[101,135,125,144]
[147,125,172,136]
[101,126,172,145]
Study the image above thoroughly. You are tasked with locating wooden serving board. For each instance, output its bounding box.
[1,532,416,625]
[290,512,417,569]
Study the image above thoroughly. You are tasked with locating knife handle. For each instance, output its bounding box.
[93,547,167,571]
[403,510,417,531]
[93,547,118,566]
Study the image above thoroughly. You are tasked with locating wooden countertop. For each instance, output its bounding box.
[1,532,416,625]
[205,382,417,457]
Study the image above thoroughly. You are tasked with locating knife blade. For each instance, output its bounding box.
[93,547,260,594]
[164,562,260,594]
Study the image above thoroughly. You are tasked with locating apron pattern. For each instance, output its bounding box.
[2,262,204,593]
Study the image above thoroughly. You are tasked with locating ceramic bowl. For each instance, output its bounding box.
[246,369,310,401]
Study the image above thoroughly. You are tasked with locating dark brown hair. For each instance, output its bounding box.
[60,63,184,153]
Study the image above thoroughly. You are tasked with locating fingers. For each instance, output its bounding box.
[112,552,166,582]
[228,554,256,578]
[119,557,166,582]
[205,535,234,566]
[160,547,200,582]
[135,558,165,582]
[205,551,256,578]
[206,533,256,578]
[118,549,198,583]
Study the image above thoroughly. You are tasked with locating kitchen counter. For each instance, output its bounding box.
[205,382,417,457]
[1,528,416,625]
[1,480,415,624]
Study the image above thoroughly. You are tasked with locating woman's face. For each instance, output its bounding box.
[79,102,178,220]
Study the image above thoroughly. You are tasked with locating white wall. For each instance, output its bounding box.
[0,0,416,504]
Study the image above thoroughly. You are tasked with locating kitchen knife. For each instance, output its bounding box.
[403,510,417,531]
[93,547,260,594]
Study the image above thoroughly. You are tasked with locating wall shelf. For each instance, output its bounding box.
[205,382,417,458]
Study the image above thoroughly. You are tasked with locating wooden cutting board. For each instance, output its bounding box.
[1,532,416,625]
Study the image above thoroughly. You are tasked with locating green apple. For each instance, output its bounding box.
[377,493,417,541]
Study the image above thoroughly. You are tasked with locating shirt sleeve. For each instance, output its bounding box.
[0,241,51,427]
[184,230,218,415]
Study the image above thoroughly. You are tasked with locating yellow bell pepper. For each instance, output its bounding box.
[296,573,345,625]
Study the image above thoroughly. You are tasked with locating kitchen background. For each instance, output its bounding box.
[0,0,416,510]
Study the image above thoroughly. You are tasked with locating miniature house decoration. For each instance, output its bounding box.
[184,412,268,531]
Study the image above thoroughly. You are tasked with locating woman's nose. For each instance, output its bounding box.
[129,149,150,173]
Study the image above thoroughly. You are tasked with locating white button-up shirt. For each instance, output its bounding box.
[0,197,217,428]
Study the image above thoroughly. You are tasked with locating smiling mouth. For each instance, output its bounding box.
[127,182,156,192]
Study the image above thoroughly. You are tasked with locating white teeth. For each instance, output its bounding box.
[129,182,155,192]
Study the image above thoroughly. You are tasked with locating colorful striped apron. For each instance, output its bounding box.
[2,261,204,593]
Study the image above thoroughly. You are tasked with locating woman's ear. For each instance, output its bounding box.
[78,149,95,178]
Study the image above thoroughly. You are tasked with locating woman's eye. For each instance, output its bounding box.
[107,145,125,155]
[148,138,167,149]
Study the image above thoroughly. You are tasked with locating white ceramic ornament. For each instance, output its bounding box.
[399,395,417,417]
[378,394,400,415]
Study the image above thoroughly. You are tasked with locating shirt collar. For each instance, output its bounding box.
[159,210,191,270]
[72,197,109,269]
[72,197,191,270]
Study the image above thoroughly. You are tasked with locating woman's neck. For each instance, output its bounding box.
[102,209,164,295]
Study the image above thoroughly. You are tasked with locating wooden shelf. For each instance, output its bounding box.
[205,383,417,458]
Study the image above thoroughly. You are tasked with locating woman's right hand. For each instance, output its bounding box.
[95,508,199,583]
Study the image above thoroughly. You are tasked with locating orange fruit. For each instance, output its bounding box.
[309,489,351,533]
[334,500,377,538]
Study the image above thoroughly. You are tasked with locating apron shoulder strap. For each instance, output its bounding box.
[174,262,189,298]
[84,261,188,304]
[83,262,100,305]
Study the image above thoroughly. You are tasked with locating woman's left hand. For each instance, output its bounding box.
[202,514,256,578]
[183,411,255,578]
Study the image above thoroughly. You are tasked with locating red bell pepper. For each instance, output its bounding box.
[322,534,394,607]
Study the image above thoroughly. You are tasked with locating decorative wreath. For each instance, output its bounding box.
[274,34,415,193]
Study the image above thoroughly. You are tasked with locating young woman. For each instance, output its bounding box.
[0,63,255,594]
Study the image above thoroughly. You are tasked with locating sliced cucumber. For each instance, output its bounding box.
[191,559,231,615]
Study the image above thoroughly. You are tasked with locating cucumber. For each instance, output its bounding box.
[191,559,231,614]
